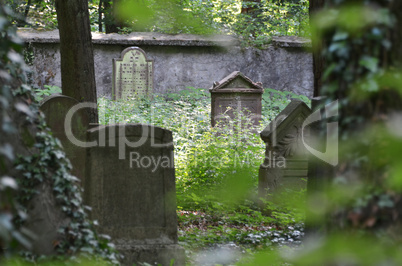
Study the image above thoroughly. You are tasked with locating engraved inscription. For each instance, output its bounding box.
[113,47,154,100]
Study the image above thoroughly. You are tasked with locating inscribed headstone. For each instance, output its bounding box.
[84,124,184,265]
[40,95,89,183]
[112,47,154,100]
[209,71,263,127]
[258,100,311,201]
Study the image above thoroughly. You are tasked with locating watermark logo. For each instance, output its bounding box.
[302,100,338,166]
[259,151,286,168]
[130,151,174,172]
[62,99,338,166]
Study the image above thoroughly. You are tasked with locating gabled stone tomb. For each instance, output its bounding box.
[209,71,263,127]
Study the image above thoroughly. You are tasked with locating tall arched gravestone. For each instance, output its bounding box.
[84,124,184,265]
[258,100,312,202]
[112,47,154,100]
[40,95,89,183]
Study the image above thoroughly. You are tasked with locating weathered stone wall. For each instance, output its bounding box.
[20,30,313,98]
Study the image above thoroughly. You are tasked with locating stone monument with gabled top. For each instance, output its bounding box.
[209,71,263,127]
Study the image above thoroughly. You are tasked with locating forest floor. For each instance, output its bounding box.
[177,210,305,265]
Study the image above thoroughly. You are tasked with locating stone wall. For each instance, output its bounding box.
[19,29,314,98]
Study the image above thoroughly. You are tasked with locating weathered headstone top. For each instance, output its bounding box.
[259,100,312,199]
[260,99,312,153]
[209,71,263,127]
[112,47,154,100]
[39,94,89,183]
[209,71,263,93]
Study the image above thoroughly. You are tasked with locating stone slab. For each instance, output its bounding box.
[84,124,184,265]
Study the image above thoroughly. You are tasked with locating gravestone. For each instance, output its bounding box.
[40,94,89,183]
[209,71,263,127]
[112,47,154,100]
[84,124,184,265]
[258,100,312,201]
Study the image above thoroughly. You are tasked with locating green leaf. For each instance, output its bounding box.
[332,31,348,41]
[359,56,379,73]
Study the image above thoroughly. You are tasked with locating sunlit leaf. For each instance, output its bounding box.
[359,56,378,73]
[115,0,155,29]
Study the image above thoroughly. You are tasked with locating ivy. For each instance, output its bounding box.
[0,5,120,264]
[311,0,402,232]
[0,4,31,257]
[15,120,120,264]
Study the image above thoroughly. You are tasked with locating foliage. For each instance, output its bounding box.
[4,0,58,29]
[177,206,305,265]
[114,0,310,47]
[114,0,217,35]
[236,234,402,265]
[0,6,120,264]
[15,113,120,264]
[6,0,309,47]
[32,84,61,102]
[310,0,402,232]
[233,0,310,47]
[0,3,33,257]
[262,88,310,123]
[250,1,402,265]
[227,1,402,264]
[178,208,304,246]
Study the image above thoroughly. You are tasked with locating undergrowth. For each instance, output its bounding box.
[98,87,310,211]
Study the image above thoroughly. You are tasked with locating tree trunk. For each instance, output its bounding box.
[98,0,103,32]
[24,0,31,20]
[104,0,120,33]
[241,0,261,14]
[55,0,98,123]
[389,0,402,68]
[309,0,324,97]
